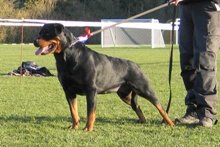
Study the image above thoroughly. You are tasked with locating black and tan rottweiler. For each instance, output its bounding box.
[34,23,174,131]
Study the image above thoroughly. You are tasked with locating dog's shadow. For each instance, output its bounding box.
[0,115,166,128]
[0,115,67,123]
[0,115,138,124]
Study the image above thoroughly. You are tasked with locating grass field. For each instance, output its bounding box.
[0,44,220,146]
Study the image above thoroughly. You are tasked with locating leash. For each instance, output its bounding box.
[78,2,171,43]
[90,2,170,37]
[165,4,176,114]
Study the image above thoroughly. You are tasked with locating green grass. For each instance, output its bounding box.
[0,44,220,147]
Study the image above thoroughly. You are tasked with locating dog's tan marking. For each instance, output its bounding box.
[120,91,132,105]
[69,98,80,129]
[135,105,146,123]
[155,104,174,126]
[84,110,96,131]
[38,37,62,54]
[118,91,146,123]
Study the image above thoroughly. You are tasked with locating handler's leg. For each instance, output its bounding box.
[175,4,199,124]
[193,2,220,127]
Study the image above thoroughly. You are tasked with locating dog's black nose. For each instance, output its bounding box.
[33,38,40,47]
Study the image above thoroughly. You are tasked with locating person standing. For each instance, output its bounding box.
[170,0,220,127]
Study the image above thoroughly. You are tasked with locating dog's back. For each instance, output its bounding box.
[55,42,146,95]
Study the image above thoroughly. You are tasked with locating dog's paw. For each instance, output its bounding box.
[68,123,79,129]
[83,126,93,132]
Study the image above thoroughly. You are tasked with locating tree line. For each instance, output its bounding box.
[0,0,180,43]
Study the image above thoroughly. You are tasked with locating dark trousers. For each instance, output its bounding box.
[179,1,220,119]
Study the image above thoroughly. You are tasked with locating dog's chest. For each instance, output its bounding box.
[58,70,86,95]
[55,52,79,71]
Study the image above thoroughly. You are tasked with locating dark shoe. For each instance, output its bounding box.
[175,114,199,124]
[198,117,218,127]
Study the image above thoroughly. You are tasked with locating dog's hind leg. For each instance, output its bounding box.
[154,103,174,126]
[137,86,174,126]
[117,90,132,105]
[130,93,146,123]
[117,86,146,123]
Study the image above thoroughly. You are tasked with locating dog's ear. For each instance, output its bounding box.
[54,23,64,35]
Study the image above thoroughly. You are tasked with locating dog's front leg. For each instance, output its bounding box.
[84,91,96,131]
[68,98,80,129]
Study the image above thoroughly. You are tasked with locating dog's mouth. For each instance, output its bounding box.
[35,43,56,55]
[35,38,61,55]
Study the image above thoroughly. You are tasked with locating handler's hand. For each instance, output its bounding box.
[170,0,183,6]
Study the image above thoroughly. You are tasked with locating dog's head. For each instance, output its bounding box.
[34,23,75,55]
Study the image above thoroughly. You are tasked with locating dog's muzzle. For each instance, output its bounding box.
[33,38,40,47]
